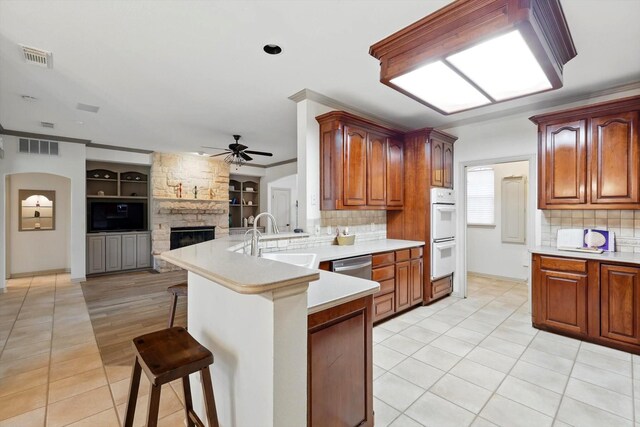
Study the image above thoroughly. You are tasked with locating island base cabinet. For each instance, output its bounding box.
[308,296,373,427]
[601,264,640,346]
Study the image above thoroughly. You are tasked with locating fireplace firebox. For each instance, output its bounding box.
[170,226,216,250]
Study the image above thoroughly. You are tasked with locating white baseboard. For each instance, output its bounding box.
[71,276,86,283]
[468,271,528,284]
[9,268,70,279]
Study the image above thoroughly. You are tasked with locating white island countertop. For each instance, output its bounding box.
[530,246,640,265]
[161,236,424,313]
[273,238,425,265]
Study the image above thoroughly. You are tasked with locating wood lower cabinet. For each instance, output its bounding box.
[532,253,640,354]
[431,275,453,301]
[308,296,373,427]
[87,231,151,275]
[601,264,640,346]
[531,95,640,209]
[372,247,424,323]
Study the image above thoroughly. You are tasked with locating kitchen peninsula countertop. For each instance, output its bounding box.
[161,236,424,313]
[530,246,640,265]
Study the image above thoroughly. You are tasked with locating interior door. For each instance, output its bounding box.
[272,187,291,232]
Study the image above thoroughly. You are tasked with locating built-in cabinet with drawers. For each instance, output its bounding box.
[372,247,424,322]
[532,253,640,354]
[317,111,404,210]
[531,95,640,209]
[87,232,151,275]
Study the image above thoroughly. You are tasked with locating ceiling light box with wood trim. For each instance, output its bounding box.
[369,0,577,115]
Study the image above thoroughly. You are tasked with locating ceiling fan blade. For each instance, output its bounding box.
[229,143,247,151]
[201,145,228,151]
[240,152,253,161]
[210,151,231,157]
[244,150,273,157]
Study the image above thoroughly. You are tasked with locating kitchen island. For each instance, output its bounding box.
[161,235,391,426]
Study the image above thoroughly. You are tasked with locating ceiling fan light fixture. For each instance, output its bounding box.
[370,0,577,115]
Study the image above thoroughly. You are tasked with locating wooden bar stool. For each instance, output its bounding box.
[167,283,188,328]
[124,327,219,427]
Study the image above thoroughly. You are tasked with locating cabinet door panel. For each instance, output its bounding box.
[542,120,587,205]
[105,235,122,272]
[367,133,387,206]
[373,293,395,321]
[539,269,588,335]
[136,233,151,268]
[591,112,639,204]
[601,264,640,345]
[443,142,454,189]
[395,261,410,311]
[87,235,106,274]
[309,312,366,426]
[431,138,444,187]
[121,234,137,270]
[386,139,404,207]
[410,258,423,305]
[343,126,368,206]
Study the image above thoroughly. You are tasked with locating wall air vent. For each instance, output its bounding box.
[18,138,59,156]
[41,121,55,129]
[20,45,53,68]
[76,103,100,113]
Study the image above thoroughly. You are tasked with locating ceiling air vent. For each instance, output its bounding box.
[41,121,55,129]
[20,45,53,68]
[76,102,100,113]
[18,138,59,156]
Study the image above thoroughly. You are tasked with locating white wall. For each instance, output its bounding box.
[262,161,297,211]
[467,161,529,280]
[295,100,335,231]
[86,146,151,165]
[444,88,640,295]
[0,135,86,286]
[8,173,71,275]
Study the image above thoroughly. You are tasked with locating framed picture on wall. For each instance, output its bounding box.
[19,189,55,231]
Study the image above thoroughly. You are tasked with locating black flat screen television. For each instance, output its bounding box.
[88,201,147,232]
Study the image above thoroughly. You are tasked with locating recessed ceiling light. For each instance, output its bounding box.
[263,44,282,55]
[21,95,38,102]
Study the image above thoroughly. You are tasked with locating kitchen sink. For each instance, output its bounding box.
[260,253,317,269]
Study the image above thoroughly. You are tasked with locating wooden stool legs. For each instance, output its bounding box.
[168,292,179,328]
[123,327,217,427]
[124,360,142,427]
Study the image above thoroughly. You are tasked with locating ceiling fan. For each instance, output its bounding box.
[202,135,273,166]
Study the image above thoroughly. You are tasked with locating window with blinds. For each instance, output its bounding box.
[467,167,495,225]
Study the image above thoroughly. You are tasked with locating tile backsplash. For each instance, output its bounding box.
[541,210,640,252]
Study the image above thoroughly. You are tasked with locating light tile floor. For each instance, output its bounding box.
[2,273,640,426]
[0,274,183,427]
[373,274,640,427]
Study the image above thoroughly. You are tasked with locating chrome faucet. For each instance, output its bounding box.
[248,212,280,256]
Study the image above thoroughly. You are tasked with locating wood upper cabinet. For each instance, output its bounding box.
[430,136,454,189]
[367,132,387,206]
[317,111,403,210]
[601,264,640,345]
[541,120,587,206]
[443,142,454,189]
[431,138,444,187]
[531,95,640,209]
[343,125,368,207]
[386,139,404,207]
[591,112,639,204]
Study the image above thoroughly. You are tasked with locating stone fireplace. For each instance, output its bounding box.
[151,152,230,272]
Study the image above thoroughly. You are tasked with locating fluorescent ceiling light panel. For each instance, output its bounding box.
[447,30,552,101]
[391,61,491,113]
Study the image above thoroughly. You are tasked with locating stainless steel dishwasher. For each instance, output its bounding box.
[330,255,372,280]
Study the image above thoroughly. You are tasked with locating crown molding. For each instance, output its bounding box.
[87,142,152,154]
[243,158,297,169]
[288,88,411,132]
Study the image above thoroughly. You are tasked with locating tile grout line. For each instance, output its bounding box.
[0,277,31,359]
[44,275,57,427]
[549,337,581,426]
